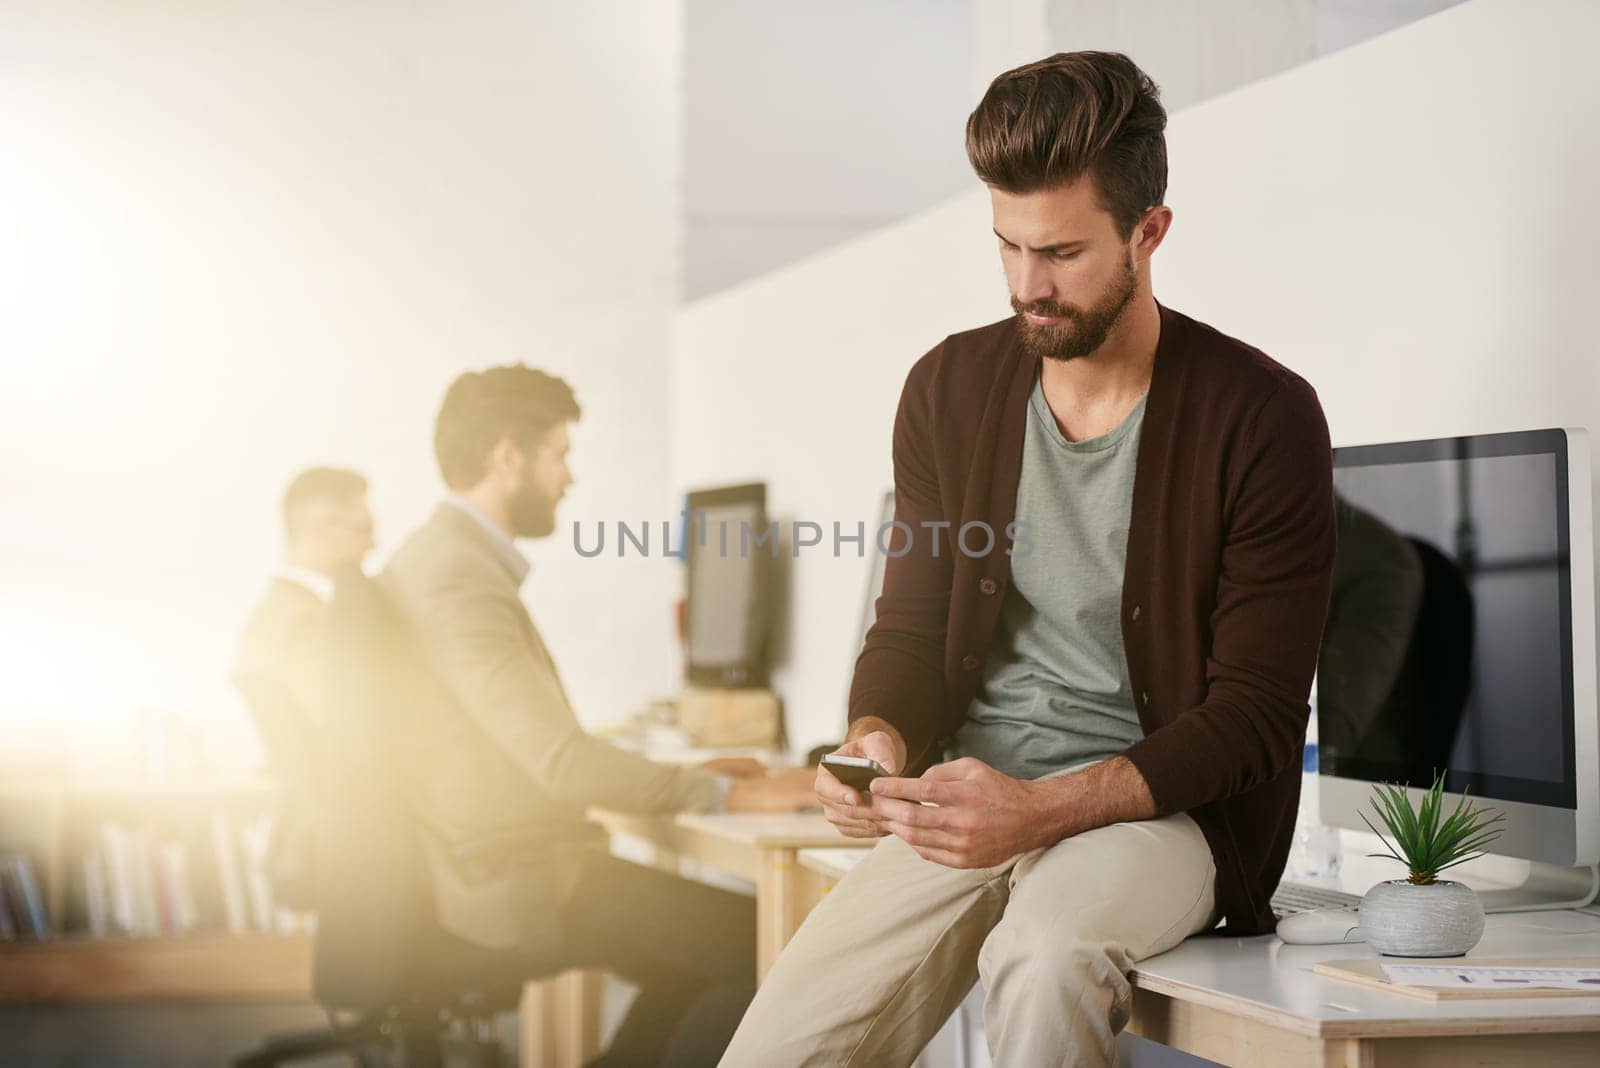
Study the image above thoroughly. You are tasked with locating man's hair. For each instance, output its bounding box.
[282,466,367,537]
[434,364,581,490]
[966,51,1167,238]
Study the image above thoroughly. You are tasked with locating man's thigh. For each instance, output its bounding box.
[980,811,1217,982]
[722,834,1012,1067]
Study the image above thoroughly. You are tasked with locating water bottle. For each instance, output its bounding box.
[1288,701,1342,881]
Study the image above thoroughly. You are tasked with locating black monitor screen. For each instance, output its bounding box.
[1318,430,1576,810]
[685,483,768,687]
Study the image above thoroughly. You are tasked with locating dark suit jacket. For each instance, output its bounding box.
[849,304,1336,934]
[234,576,329,909]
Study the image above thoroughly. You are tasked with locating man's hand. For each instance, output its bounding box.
[724,767,817,813]
[698,756,767,779]
[815,721,906,838]
[870,755,1160,868]
[869,757,1054,868]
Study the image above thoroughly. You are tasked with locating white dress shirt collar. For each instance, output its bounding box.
[273,564,335,603]
[444,494,532,586]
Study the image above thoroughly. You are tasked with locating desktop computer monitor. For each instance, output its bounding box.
[684,482,771,688]
[1316,428,1599,910]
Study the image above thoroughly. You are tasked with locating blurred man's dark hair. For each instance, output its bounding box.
[433,365,581,491]
[282,466,368,540]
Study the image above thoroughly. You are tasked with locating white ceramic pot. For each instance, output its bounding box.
[1360,879,1485,957]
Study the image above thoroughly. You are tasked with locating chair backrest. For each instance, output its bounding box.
[311,566,438,1010]
[236,674,318,787]
[234,674,320,910]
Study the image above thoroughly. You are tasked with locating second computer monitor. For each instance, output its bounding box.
[1316,428,1598,884]
[684,482,771,688]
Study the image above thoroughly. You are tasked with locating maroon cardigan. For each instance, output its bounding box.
[848,303,1336,935]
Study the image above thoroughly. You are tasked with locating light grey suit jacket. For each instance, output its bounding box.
[382,502,719,950]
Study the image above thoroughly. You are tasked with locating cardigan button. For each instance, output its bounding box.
[961,654,981,671]
[1131,604,1141,621]
[1141,691,1150,706]
[979,578,998,596]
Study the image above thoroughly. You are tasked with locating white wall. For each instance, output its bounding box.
[684,0,975,299]
[1155,0,1600,452]
[0,1,685,772]
[1047,0,1316,107]
[1045,0,1466,110]
[675,198,1006,755]
[684,0,1468,301]
[674,0,1600,757]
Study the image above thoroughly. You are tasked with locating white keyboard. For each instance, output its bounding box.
[1271,882,1361,915]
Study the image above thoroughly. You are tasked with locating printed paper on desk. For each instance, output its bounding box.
[1382,964,1600,991]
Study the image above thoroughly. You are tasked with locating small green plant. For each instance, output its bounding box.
[1360,771,1505,885]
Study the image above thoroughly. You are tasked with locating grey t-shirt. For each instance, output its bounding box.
[952,375,1147,781]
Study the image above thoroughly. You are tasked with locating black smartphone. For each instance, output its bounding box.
[821,754,888,793]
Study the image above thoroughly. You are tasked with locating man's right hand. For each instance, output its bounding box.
[816,724,905,839]
[723,767,818,813]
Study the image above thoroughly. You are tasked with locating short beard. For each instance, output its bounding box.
[506,476,557,539]
[1012,254,1139,362]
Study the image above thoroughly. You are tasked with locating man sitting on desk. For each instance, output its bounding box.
[383,364,814,1067]
[724,52,1336,1066]
[234,466,375,907]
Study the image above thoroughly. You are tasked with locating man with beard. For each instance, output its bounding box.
[723,52,1335,1066]
[383,365,814,1066]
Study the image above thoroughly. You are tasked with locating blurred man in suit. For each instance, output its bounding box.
[234,467,375,905]
[383,365,812,1066]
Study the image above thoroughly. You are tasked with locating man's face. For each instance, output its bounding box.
[303,495,375,569]
[991,176,1144,362]
[507,423,574,539]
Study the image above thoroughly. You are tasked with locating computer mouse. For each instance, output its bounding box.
[1276,906,1366,945]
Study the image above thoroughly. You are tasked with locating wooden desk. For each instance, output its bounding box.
[0,934,312,1001]
[796,850,1600,1066]
[798,846,870,884]
[1128,911,1600,1066]
[594,811,870,979]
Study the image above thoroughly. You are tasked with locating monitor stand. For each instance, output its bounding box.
[1478,861,1600,913]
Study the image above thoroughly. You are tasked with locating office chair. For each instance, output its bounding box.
[234,569,531,1068]
[234,673,319,911]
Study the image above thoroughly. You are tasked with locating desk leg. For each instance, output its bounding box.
[1322,1038,1374,1068]
[520,969,603,1068]
[757,847,823,983]
[653,844,684,875]
[1129,988,1334,1067]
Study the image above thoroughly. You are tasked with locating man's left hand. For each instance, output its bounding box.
[869,757,1058,868]
[698,756,767,779]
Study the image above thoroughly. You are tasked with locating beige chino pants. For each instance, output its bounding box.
[721,810,1218,1068]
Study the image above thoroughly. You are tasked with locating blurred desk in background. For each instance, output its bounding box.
[592,809,869,980]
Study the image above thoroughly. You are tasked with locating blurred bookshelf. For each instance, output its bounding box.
[0,777,313,1001]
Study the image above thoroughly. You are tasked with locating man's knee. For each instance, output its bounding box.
[979,934,1135,1068]
[980,918,1135,1025]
